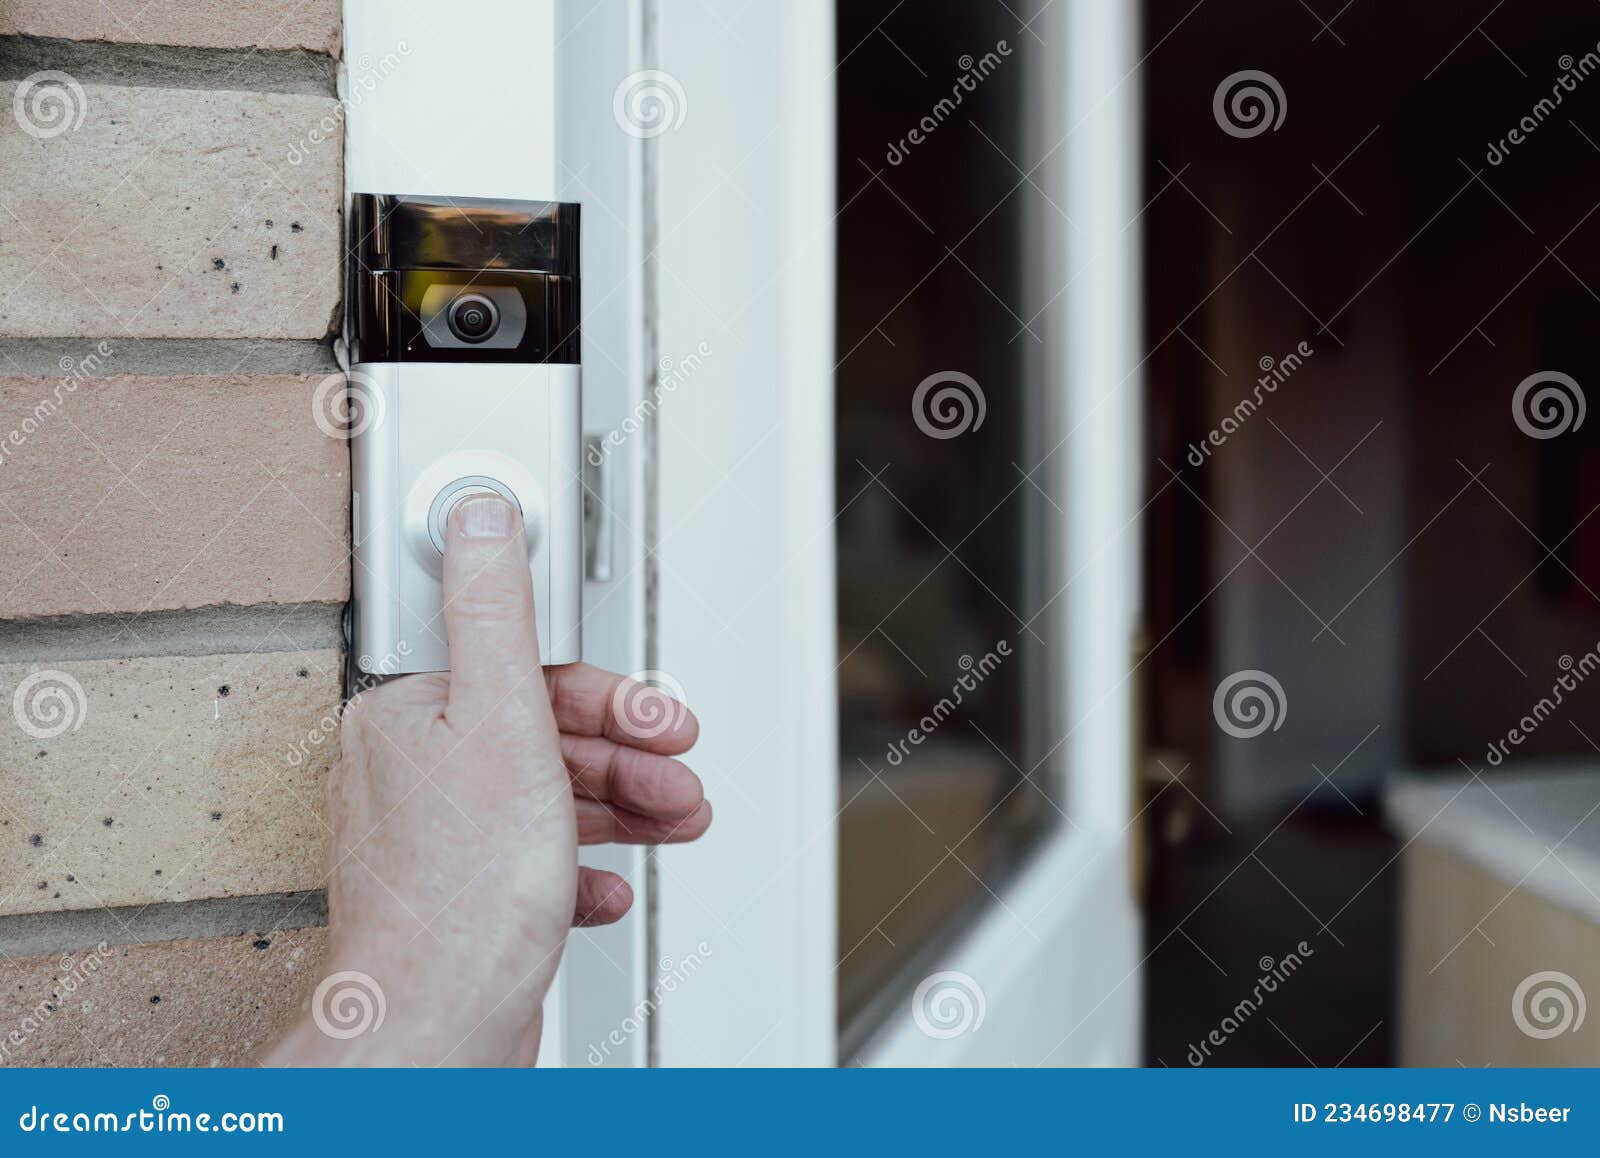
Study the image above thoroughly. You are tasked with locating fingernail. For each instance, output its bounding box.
[451,494,517,540]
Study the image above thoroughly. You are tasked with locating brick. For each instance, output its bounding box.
[0,927,326,1066]
[0,373,348,618]
[0,649,340,917]
[0,83,341,340]
[0,1,342,56]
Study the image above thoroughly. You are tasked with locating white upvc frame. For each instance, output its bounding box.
[646,0,839,1066]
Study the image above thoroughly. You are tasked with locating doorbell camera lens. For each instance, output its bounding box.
[447,293,499,343]
[411,283,531,353]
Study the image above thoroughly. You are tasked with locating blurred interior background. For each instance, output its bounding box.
[833,0,1600,1064]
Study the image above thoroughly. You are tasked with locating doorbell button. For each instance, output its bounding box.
[402,450,548,579]
[427,475,522,554]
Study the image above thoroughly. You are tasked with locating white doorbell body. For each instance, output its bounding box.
[347,194,582,675]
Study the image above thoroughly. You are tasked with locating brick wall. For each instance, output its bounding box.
[0,2,345,1066]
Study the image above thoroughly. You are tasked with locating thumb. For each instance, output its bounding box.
[441,494,550,727]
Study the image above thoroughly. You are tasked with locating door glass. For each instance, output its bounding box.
[835,0,1063,1039]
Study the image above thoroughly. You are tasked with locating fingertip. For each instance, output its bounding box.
[676,799,713,841]
[576,869,634,926]
[667,704,700,754]
[446,492,521,542]
[611,691,699,756]
[661,758,706,814]
[606,875,635,914]
[649,693,699,755]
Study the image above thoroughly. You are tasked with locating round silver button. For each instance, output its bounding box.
[426,475,523,553]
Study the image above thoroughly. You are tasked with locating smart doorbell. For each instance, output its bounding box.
[346,193,582,675]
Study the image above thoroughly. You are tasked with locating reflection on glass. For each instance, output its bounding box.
[835,0,1064,1040]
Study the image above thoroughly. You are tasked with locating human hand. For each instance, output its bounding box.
[266,495,706,1066]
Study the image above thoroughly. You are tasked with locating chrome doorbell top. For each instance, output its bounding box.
[347,193,580,364]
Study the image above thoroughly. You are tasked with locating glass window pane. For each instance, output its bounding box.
[835,0,1064,1039]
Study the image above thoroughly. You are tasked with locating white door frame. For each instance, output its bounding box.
[645,0,839,1066]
